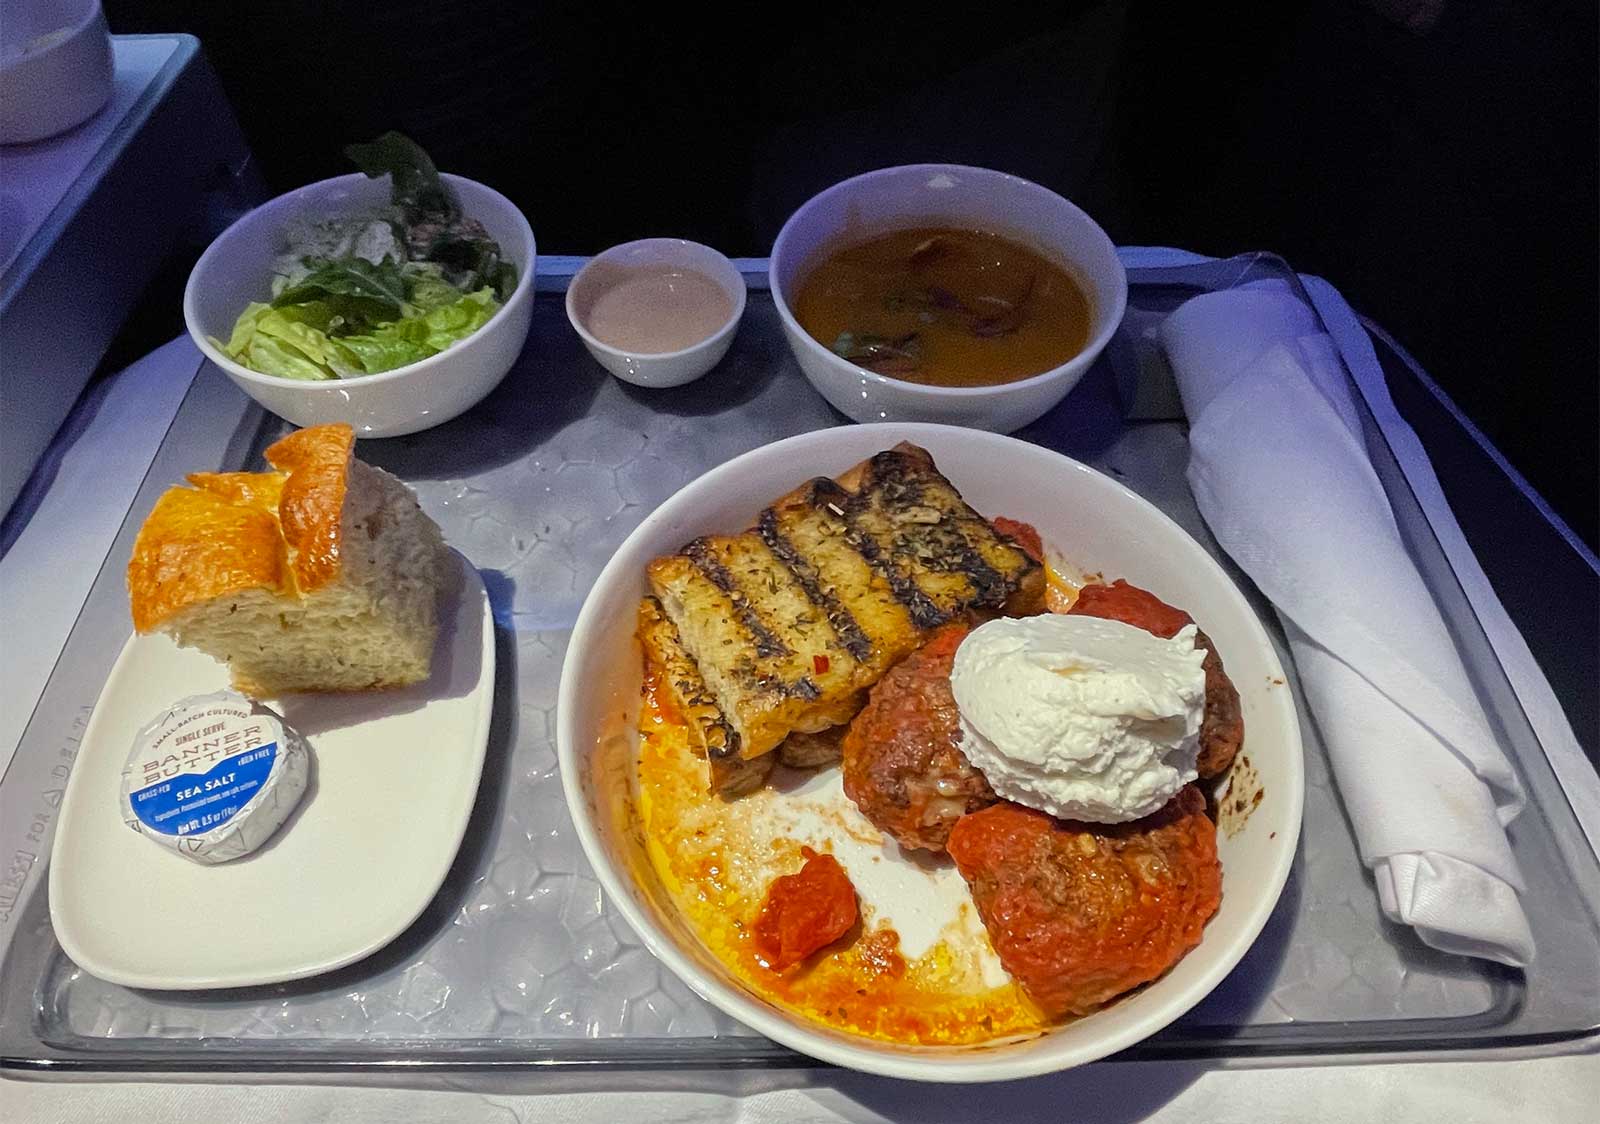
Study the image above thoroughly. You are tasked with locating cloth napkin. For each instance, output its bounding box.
[1159,286,1535,967]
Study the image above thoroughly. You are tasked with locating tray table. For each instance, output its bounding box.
[3,253,1596,1073]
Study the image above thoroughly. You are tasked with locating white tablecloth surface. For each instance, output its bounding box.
[5,1052,1597,1123]
[3,250,1594,1121]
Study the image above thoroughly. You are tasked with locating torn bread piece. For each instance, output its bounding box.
[127,423,447,696]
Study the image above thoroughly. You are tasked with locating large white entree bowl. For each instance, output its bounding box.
[557,423,1304,1082]
[185,172,535,438]
[769,165,1128,433]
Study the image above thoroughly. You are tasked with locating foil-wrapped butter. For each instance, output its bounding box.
[119,691,311,864]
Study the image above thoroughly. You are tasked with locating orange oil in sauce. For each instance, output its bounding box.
[634,667,1051,1046]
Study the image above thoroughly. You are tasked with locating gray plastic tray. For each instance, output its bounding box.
[3,254,1597,1072]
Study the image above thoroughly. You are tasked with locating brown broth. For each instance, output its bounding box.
[792,227,1093,387]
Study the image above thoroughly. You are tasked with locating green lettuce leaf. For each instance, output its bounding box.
[240,336,338,381]
[217,301,273,355]
[342,132,519,301]
[418,287,498,349]
[491,260,519,301]
[216,302,357,380]
[333,289,500,373]
[343,131,458,220]
[220,267,500,379]
[336,321,435,374]
[401,261,466,313]
[253,309,359,375]
[271,256,410,321]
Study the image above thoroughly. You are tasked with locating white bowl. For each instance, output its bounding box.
[557,423,1304,1082]
[566,238,746,388]
[769,165,1128,433]
[0,0,113,145]
[184,172,535,438]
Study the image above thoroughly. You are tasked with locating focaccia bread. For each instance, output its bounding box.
[127,423,448,696]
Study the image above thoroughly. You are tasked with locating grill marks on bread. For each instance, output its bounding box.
[643,443,1043,794]
[757,481,921,670]
[681,538,793,662]
[835,447,1036,622]
[638,596,772,797]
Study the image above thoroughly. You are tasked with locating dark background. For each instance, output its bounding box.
[109,0,1598,548]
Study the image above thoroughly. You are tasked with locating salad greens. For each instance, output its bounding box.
[344,132,456,219]
[345,132,518,301]
[215,133,518,381]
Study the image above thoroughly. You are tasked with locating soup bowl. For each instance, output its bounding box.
[769,165,1127,433]
[557,423,1304,1081]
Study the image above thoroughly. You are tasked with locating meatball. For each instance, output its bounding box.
[1069,580,1244,778]
[777,725,846,769]
[842,623,996,852]
[946,786,1222,1018]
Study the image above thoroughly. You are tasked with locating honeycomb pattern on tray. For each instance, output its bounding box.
[36,297,1499,1047]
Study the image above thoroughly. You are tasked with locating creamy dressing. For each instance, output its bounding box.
[584,266,734,354]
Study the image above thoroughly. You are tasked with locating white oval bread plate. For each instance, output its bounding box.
[48,550,494,990]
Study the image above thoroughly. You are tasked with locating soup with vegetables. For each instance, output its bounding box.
[792,228,1092,388]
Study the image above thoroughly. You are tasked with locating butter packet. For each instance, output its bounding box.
[119,691,311,864]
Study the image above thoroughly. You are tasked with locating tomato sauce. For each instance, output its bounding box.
[1069,578,1194,638]
[635,666,1050,1046]
[948,787,1222,1018]
[753,849,858,970]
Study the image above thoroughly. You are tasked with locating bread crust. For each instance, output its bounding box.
[263,423,355,593]
[127,424,355,632]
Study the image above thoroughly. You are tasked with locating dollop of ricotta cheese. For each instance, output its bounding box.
[950,614,1207,824]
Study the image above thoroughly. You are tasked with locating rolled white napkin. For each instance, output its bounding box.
[1159,287,1535,967]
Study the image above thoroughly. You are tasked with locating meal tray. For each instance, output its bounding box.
[4,254,1597,1072]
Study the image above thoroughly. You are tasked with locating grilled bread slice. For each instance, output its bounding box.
[638,596,773,797]
[757,480,922,679]
[833,443,1043,622]
[643,442,1042,792]
[647,534,869,760]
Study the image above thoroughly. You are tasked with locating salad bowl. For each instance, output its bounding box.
[185,172,536,438]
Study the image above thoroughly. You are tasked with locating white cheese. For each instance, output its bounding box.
[119,691,310,864]
[951,614,1206,823]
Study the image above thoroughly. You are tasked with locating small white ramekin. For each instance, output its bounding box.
[566,238,746,388]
